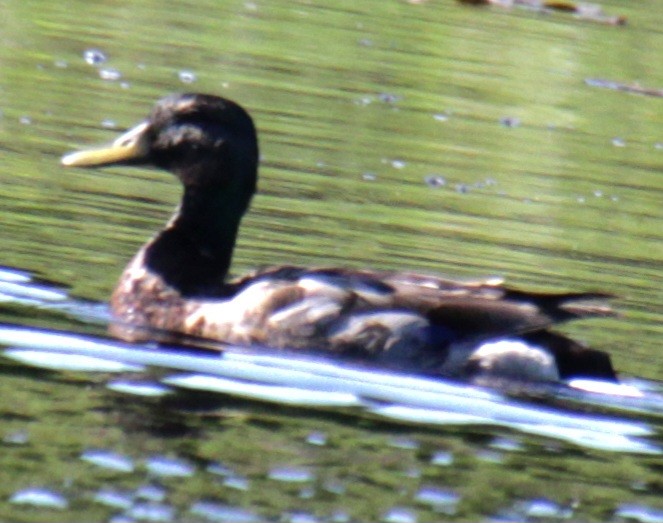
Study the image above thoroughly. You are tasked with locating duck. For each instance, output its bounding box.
[62,93,618,384]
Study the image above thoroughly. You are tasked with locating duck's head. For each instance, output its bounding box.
[62,93,259,202]
[62,94,261,293]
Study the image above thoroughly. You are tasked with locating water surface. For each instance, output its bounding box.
[1,0,662,521]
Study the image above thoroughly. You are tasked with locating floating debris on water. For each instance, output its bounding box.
[355,96,373,106]
[424,175,446,188]
[178,70,197,84]
[499,116,521,128]
[99,67,122,81]
[84,48,108,66]
[378,92,402,104]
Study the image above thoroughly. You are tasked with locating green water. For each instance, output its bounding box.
[1,0,662,521]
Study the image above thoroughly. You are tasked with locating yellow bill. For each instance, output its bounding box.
[61,121,151,167]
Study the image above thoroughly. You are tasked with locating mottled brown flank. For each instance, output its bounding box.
[109,249,189,341]
[110,247,615,376]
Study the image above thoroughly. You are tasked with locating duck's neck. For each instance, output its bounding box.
[144,184,251,297]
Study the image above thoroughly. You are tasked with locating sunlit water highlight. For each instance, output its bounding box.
[1,268,661,457]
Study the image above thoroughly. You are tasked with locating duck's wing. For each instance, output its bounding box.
[207,266,614,349]
[390,275,615,342]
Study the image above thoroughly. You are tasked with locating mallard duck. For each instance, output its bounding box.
[62,93,618,383]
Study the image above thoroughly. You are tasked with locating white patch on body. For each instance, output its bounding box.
[467,339,560,382]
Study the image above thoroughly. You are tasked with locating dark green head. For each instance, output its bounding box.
[63,93,259,210]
